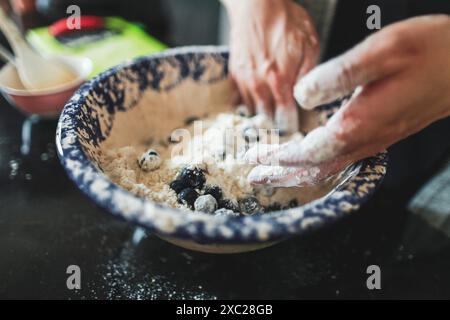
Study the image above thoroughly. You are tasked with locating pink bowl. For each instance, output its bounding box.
[0,56,92,118]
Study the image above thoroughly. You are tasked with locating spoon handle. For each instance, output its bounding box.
[0,8,29,57]
[0,44,15,65]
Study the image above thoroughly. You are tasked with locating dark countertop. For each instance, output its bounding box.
[1,96,450,300]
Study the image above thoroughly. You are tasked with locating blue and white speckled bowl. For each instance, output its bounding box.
[56,47,387,254]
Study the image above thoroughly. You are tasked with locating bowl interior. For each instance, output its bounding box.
[57,47,387,244]
[78,52,344,208]
[99,64,233,150]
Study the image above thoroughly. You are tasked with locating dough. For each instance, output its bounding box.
[100,109,339,215]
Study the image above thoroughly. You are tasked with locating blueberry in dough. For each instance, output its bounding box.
[204,185,223,201]
[178,166,206,189]
[239,197,263,215]
[138,149,162,171]
[218,198,239,212]
[235,105,251,117]
[242,127,259,143]
[169,179,187,194]
[194,194,218,213]
[177,188,199,208]
[289,199,299,208]
[214,149,227,161]
[281,199,299,210]
[184,116,200,125]
[266,202,281,212]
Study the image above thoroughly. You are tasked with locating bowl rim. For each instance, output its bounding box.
[56,46,388,244]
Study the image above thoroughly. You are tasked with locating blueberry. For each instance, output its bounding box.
[218,199,239,212]
[177,188,199,208]
[281,199,299,210]
[178,166,206,189]
[239,197,263,215]
[235,105,251,117]
[214,208,240,217]
[194,194,218,213]
[279,130,288,137]
[204,185,223,201]
[242,127,259,143]
[266,202,281,212]
[289,199,299,208]
[214,149,227,161]
[169,179,187,194]
[184,116,200,125]
[138,149,161,171]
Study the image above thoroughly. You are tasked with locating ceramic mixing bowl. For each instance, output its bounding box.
[56,47,387,254]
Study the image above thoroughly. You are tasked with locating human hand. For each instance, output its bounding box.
[222,0,319,132]
[246,15,450,187]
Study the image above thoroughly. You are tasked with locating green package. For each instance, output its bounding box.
[27,16,167,78]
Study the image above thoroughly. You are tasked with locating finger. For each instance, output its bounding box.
[247,120,346,168]
[229,76,242,106]
[275,67,409,170]
[297,34,320,80]
[247,157,350,187]
[245,143,281,165]
[297,18,320,79]
[266,68,300,132]
[274,103,299,133]
[247,66,420,188]
[249,80,275,117]
[321,63,430,156]
[293,30,409,109]
[248,166,316,187]
[234,77,255,113]
[245,90,375,187]
[302,18,320,50]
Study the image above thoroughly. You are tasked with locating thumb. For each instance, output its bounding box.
[294,29,408,109]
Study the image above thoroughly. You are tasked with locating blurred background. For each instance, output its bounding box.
[0,0,221,48]
[0,0,450,299]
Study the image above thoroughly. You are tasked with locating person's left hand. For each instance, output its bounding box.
[222,0,320,132]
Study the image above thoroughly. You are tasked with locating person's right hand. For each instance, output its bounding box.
[246,15,450,187]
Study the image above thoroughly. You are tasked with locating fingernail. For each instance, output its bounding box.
[255,103,272,118]
[294,79,315,109]
[274,105,299,134]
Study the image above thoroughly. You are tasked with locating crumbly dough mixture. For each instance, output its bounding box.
[100,109,338,214]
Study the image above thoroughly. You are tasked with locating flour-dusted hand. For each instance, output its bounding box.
[248,15,450,187]
[222,0,320,132]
